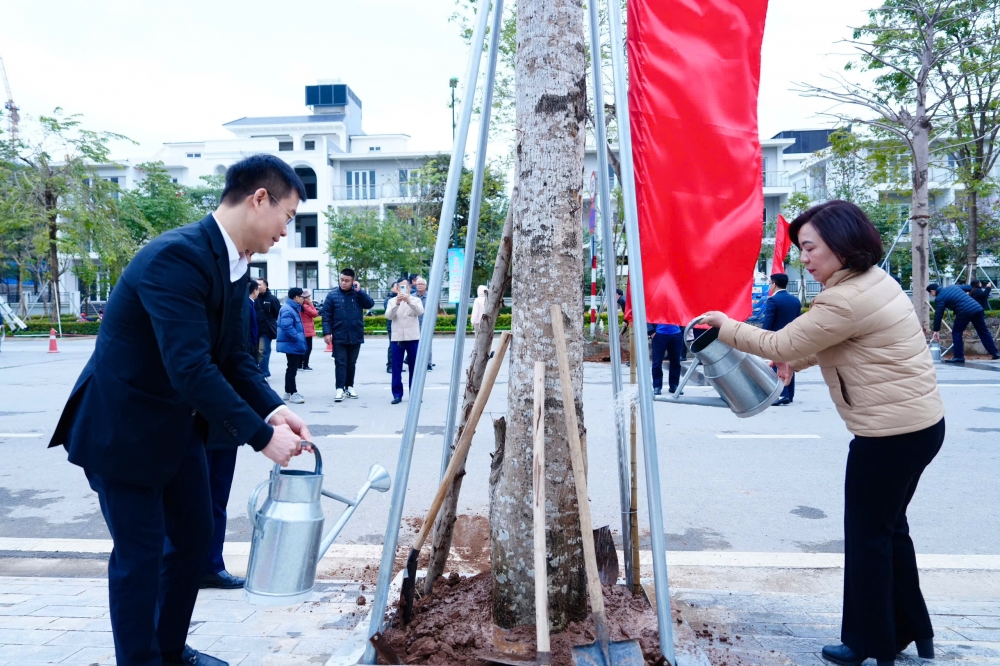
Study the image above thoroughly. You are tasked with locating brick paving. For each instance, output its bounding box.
[0,577,372,665]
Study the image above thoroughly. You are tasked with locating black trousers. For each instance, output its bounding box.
[391,340,418,398]
[334,342,362,389]
[285,353,302,394]
[301,336,314,368]
[204,447,238,574]
[952,311,999,359]
[842,418,944,660]
[651,332,684,391]
[86,438,213,666]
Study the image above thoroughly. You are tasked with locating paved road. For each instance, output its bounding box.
[1,335,998,555]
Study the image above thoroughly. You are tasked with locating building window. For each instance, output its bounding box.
[172,178,178,184]
[304,140,315,151]
[295,262,319,290]
[295,214,319,248]
[347,170,377,200]
[186,153,201,158]
[249,262,268,281]
[369,146,381,152]
[398,169,426,198]
[278,141,293,151]
[294,167,318,200]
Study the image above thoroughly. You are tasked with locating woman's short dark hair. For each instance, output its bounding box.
[789,200,884,272]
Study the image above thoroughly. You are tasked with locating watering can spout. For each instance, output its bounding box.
[652,316,783,418]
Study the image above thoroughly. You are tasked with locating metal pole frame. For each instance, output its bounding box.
[604,0,677,661]
[439,0,505,482]
[586,0,634,592]
[362,0,494,660]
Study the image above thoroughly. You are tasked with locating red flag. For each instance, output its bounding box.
[771,214,791,275]
[628,0,769,325]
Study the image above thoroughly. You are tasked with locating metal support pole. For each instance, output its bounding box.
[439,0,504,481]
[880,221,908,271]
[586,0,634,592]
[605,0,676,661]
[362,1,493,661]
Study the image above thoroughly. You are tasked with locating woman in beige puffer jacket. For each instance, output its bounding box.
[703,200,944,666]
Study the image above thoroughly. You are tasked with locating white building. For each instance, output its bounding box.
[79,81,447,301]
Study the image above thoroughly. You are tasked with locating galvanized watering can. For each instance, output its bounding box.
[244,444,391,605]
[653,316,784,418]
[929,341,942,363]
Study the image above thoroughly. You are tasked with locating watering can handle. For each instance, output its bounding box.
[683,314,710,351]
[247,479,269,531]
[269,441,322,477]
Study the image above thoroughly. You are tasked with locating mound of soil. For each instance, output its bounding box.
[383,571,663,665]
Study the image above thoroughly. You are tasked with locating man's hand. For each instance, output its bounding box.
[353,282,360,291]
[262,424,302,467]
[324,334,332,347]
[770,361,793,386]
[270,408,312,443]
[932,331,941,342]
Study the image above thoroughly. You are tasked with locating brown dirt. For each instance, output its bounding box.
[383,571,663,665]
[584,349,630,364]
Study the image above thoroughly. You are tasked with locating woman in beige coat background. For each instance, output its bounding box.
[702,200,944,666]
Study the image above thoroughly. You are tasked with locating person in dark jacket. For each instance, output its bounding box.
[962,279,993,311]
[383,280,399,373]
[255,278,281,378]
[321,268,375,402]
[277,287,307,403]
[928,283,1000,363]
[48,154,311,666]
[650,322,684,395]
[616,288,626,312]
[246,278,260,361]
[762,273,803,405]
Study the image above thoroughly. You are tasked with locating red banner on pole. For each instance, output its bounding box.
[627,0,769,325]
[771,214,791,275]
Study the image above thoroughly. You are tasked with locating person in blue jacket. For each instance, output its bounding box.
[277,287,308,403]
[928,282,1000,363]
[762,273,803,405]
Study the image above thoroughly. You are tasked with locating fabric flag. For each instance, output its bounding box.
[627,0,770,326]
[771,214,791,276]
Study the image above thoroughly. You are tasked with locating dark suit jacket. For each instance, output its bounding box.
[49,215,283,487]
[761,289,802,332]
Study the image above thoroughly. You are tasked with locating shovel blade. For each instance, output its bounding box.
[571,639,645,666]
[399,549,418,625]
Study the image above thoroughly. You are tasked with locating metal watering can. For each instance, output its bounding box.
[929,341,942,363]
[244,444,391,605]
[653,316,784,418]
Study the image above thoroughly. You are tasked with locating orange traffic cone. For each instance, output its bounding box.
[48,328,59,354]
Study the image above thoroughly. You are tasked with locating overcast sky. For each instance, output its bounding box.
[1,0,874,160]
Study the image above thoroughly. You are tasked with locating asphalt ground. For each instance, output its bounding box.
[0,334,998,557]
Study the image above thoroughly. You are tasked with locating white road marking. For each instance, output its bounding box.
[0,433,42,438]
[382,386,451,390]
[937,383,1000,387]
[716,434,821,439]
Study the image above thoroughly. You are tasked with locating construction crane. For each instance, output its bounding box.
[0,56,19,143]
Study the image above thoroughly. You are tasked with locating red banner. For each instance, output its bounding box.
[771,214,791,275]
[627,0,769,325]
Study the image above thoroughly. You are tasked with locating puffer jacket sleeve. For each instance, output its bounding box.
[718,291,858,363]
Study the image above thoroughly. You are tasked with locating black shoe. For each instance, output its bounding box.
[821,643,892,666]
[387,365,392,373]
[943,358,965,364]
[653,388,662,396]
[301,366,313,372]
[200,570,245,590]
[772,397,791,406]
[428,364,434,371]
[391,397,402,404]
[897,638,935,659]
[164,645,229,665]
[992,354,1000,360]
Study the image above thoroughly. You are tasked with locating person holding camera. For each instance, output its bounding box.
[385,278,424,404]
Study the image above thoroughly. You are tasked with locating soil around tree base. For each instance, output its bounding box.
[383,570,664,665]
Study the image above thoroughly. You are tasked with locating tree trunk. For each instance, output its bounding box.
[47,209,61,324]
[490,0,588,631]
[911,121,932,332]
[424,199,515,593]
[967,188,979,284]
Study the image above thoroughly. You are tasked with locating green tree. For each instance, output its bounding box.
[120,162,194,240]
[186,174,226,218]
[324,209,437,290]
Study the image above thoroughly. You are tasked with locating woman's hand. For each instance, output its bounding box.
[770,361,793,386]
[700,311,729,328]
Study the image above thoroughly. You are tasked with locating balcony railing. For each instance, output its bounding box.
[332,183,433,201]
[763,171,790,188]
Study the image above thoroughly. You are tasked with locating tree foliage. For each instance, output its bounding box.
[324,209,437,289]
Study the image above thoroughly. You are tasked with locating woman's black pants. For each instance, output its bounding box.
[842,418,944,660]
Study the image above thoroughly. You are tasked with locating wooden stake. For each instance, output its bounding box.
[532,361,551,659]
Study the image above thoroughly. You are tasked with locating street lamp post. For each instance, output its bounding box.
[450,77,458,143]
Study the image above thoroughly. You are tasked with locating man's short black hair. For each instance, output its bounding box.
[221,154,307,206]
[770,273,789,289]
[257,277,268,287]
[926,283,940,293]
[408,273,418,283]
[340,268,356,278]
[971,279,983,288]
[789,200,884,273]
[248,278,259,293]
[287,287,304,300]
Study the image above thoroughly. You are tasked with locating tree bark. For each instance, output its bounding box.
[911,120,932,332]
[967,188,979,284]
[491,0,588,631]
[424,198,515,593]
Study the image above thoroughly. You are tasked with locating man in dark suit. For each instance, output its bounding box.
[929,282,1000,363]
[762,273,802,405]
[49,154,312,666]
